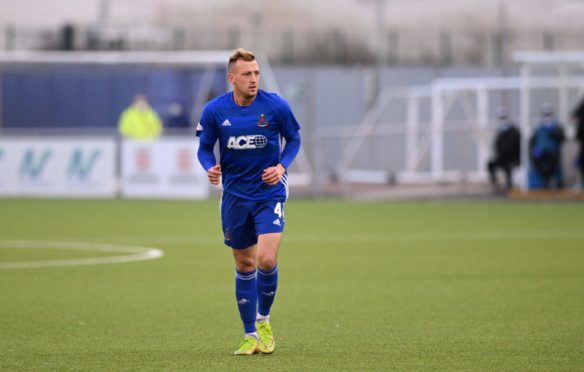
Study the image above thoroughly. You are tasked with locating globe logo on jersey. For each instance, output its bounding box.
[227,135,268,150]
[253,135,268,148]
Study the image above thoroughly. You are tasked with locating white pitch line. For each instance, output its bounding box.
[287,230,584,244]
[0,241,164,270]
[53,230,584,246]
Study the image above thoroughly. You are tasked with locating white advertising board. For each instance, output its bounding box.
[120,138,209,199]
[0,138,116,197]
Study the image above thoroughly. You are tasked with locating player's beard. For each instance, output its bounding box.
[246,85,258,98]
[234,85,257,105]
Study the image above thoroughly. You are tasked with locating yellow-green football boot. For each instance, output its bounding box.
[257,321,275,354]
[233,335,259,356]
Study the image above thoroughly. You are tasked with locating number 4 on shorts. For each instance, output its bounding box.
[274,202,283,219]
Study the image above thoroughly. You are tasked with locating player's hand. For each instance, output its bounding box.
[207,165,222,185]
[262,164,285,186]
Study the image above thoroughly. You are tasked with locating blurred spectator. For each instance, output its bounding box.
[118,94,163,140]
[571,97,584,188]
[165,101,191,129]
[487,105,521,191]
[529,103,565,189]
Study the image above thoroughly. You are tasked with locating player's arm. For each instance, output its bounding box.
[196,108,221,185]
[262,131,302,185]
[205,164,222,185]
[278,97,302,171]
[279,131,301,170]
[262,119,302,186]
[197,143,221,185]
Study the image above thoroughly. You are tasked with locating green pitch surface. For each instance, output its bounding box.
[1,199,583,371]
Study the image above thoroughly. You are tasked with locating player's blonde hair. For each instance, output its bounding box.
[228,48,256,72]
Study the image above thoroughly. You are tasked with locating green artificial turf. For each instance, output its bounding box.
[0,198,583,371]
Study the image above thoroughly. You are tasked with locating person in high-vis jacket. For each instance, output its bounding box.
[118,94,163,140]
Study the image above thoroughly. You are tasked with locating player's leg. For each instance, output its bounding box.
[232,245,260,355]
[253,200,285,354]
[256,232,281,316]
[221,193,260,355]
[255,233,281,354]
[255,201,284,317]
[233,245,259,335]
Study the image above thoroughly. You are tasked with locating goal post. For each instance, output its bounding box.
[333,51,584,194]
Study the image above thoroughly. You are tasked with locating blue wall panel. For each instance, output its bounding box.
[1,65,227,129]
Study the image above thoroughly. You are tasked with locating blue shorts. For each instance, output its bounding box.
[220,192,285,249]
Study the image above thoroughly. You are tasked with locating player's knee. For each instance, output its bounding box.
[257,255,277,271]
[235,256,256,272]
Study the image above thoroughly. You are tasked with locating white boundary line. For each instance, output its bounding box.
[286,230,584,244]
[54,230,584,246]
[0,241,164,270]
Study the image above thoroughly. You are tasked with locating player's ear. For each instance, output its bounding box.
[227,73,235,84]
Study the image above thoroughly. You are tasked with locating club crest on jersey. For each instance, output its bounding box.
[257,114,269,127]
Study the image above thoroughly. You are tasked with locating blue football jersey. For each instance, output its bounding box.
[197,90,301,201]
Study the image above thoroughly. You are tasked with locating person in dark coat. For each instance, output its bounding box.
[487,106,521,191]
[571,97,584,188]
[529,103,565,189]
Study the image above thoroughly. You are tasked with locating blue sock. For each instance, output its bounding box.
[257,265,278,317]
[235,269,257,333]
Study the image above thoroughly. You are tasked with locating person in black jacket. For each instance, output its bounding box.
[571,97,584,188]
[487,106,521,191]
